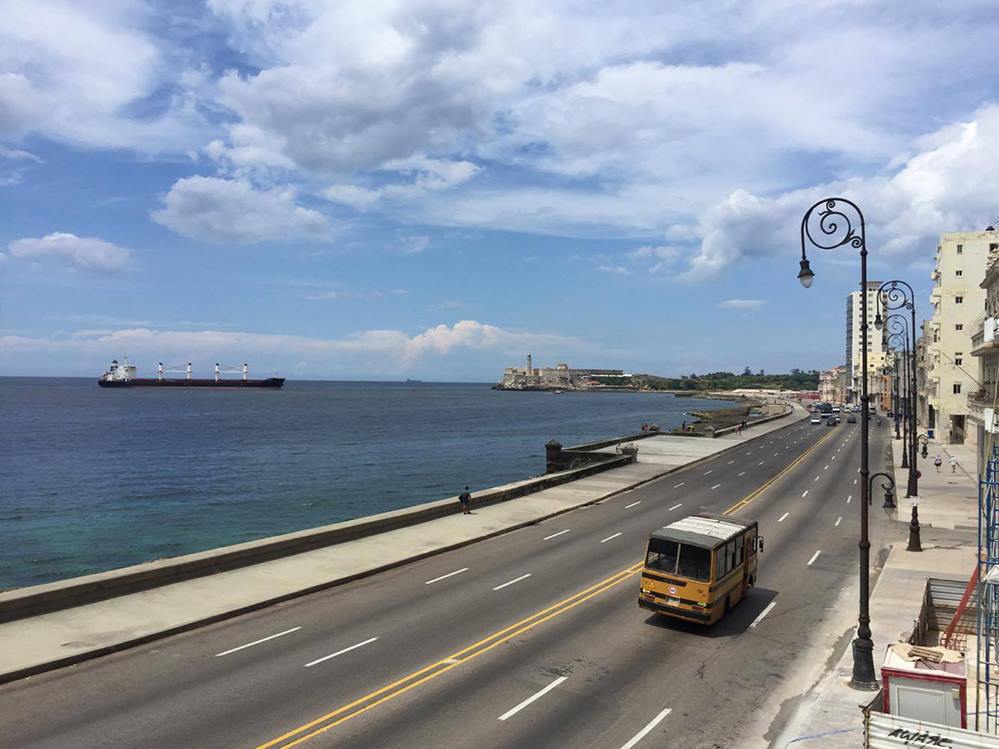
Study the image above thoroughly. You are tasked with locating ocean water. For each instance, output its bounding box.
[0,378,730,589]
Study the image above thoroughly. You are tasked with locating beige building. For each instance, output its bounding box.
[845,282,888,405]
[819,365,845,404]
[924,230,996,445]
[968,228,999,470]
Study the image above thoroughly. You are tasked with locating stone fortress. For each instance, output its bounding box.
[496,354,631,391]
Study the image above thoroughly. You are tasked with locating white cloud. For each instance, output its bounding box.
[598,265,631,276]
[7,232,134,272]
[0,1,210,152]
[628,245,681,274]
[718,299,766,310]
[151,176,332,243]
[0,320,597,374]
[322,184,383,210]
[399,235,430,254]
[682,104,999,279]
[305,287,409,301]
[0,145,41,162]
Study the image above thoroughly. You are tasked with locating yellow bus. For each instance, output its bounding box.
[638,512,762,625]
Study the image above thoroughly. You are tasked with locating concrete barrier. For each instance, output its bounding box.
[713,404,792,437]
[0,452,633,623]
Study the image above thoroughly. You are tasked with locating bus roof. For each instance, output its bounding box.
[650,512,756,549]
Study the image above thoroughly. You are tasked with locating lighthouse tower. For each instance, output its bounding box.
[526,353,533,376]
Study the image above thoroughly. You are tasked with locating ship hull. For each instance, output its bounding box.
[98,378,285,389]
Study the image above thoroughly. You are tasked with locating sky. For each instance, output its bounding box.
[2,0,999,381]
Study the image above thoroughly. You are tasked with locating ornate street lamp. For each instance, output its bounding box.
[883,319,911,472]
[798,197,878,690]
[882,316,923,551]
[871,471,896,509]
[876,280,920,500]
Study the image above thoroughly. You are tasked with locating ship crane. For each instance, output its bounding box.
[217,363,251,381]
[157,362,194,381]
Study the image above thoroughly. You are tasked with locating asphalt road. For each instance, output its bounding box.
[0,416,893,748]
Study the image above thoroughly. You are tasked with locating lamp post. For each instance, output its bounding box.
[892,353,901,439]
[875,280,920,500]
[798,197,878,690]
[881,317,923,551]
[871,471,896,510]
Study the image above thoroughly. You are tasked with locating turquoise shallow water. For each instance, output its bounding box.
[0,378,730,589]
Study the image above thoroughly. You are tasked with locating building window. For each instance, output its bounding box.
[953,383,962,394]
[956,296,964,304]
[991,243,998,251]
[956,324,964,331]
[955,355,963,365]
[957,244,964,254]
[956,270,963,276]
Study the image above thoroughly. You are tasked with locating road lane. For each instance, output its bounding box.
[0,416,839,749]
[319,422,878,749]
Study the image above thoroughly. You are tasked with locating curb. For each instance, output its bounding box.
[1,406,808,685]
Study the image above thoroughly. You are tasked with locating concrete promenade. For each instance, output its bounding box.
[774,427,979,747]
[0,403,807,684]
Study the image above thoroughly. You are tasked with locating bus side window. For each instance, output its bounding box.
[715,549,725,579]
[736,535,745,565]
[726,540,736,575]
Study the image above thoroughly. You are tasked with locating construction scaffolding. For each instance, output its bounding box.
[978,440,999,732]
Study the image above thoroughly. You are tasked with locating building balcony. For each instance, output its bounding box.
[973,340,999,358]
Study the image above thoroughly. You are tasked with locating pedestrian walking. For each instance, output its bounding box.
[737,423,742,435]
[934,455,943,472]
[459,486,472,514]
[950,455,958,473]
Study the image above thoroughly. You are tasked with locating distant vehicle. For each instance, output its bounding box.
[832,406,841,413]
[639,513,762,625]
[811,416,822,424]
[847,415,857,423]
[827,417,837,427]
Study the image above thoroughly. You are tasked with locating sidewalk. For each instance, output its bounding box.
[0,404,807,684]
[774,428,979,748]
[897,435,979,531]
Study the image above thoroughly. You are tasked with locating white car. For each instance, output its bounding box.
[810,416,822,424]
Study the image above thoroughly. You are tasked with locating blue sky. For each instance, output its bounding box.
[2,0,999,381]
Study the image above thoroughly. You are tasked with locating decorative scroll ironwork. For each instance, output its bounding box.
[877,279,916,316]
[801,198,866,254]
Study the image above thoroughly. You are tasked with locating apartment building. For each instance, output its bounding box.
[845,281,888,406]
[968,227,999,469]
[925,230,996,445]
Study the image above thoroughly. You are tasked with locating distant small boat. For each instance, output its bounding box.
[552,389,563,394]
[405,378,423,383]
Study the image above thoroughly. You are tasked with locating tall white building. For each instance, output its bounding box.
[845,281,888,405]
[926,229,997,445]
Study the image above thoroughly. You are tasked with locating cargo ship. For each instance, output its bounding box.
[98,359,285,388]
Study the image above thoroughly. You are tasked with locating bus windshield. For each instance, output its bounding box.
[645,538,713,582]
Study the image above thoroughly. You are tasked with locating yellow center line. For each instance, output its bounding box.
[723,427,837,516]
[258,564,642,748]
[259,424,835,747]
